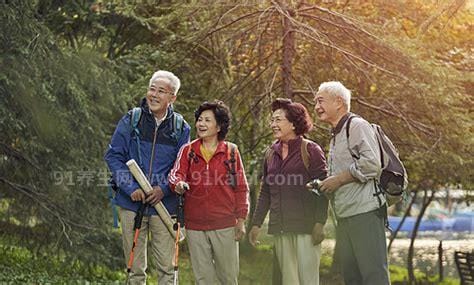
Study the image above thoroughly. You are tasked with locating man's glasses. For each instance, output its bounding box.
[148,87,172,96]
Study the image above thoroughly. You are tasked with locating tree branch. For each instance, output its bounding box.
[0,141,40,170]
[297,4,383,42]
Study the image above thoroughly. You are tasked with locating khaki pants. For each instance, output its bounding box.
[274,233,321,285]
[187,227,239,285]
[119,207,174,285]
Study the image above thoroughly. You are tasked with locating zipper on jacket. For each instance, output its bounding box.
[146,122,159,217]
[194,145,211,229]
[205,154,212,229]
[279,184,284,234]
[205,147,219,229]
[276,154,284,234]
[148,123,158,180]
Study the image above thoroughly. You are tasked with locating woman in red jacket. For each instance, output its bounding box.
[249,98,328,285]
[169,100,249,285]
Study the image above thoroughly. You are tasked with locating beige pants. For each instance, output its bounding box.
[274,233,321,285]
[187,227,239,285]
[119,207,174,285]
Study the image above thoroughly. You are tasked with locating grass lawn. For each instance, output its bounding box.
[0,235,460,284]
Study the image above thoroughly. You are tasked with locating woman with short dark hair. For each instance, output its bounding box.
[169,100,249,285]
[249,98,329,285]
[193,100,232,141]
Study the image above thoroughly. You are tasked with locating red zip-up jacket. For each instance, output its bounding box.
[169,139,249,231]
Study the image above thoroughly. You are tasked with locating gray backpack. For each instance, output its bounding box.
[347,115,409,206]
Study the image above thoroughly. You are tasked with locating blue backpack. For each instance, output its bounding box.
[346,115,409,206]
[107,107,185,227]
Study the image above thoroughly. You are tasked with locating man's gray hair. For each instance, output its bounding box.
[149,70,181,96]
[317,81,351,110]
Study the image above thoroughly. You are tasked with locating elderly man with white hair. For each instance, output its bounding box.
[314,81,390,285]
[105,70,190,284]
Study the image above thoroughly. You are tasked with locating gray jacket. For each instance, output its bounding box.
[329,114,385,218]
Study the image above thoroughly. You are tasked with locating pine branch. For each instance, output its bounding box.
[0,141,40,170]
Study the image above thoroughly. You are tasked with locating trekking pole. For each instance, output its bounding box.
[173,218,182,285]
[126,203,146,284]
[173,184,188,285]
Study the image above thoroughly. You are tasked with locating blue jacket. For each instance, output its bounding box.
[104,99,190,215]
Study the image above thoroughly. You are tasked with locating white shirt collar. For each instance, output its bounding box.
[155,109,168,127]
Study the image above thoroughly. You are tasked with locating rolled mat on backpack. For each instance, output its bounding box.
[126,159,185,242]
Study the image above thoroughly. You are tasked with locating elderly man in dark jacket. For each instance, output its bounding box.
[105,70,190,285]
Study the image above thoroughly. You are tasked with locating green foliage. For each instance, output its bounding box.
[0,238,123,283]
[0,0,472,279]
[390,264,459,285]
[0,236,461,284]
[0,0,127,269]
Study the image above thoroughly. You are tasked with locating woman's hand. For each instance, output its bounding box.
[234,218,246,241]
[175,181,189,194]
[248,225,260,247]
[311,223,325,245]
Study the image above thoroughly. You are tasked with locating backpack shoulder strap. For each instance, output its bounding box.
[372,124,386,168]
[172,113,185,142]
[345,115,354,140]
[186,140,199,163]
[182,141,198,179]
[225,142,238,189]
[131,107,142,133]
[300,138,310,172]
[345,115,360,160]
[226,142,237,161]
[130,107,143,165]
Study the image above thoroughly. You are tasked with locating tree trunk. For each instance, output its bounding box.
[407,189,435,284]
[280,2,295,99]
[247,104,261,235]
[388,191,418,253]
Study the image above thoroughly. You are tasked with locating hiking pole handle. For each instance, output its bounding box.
[126,159,185,242]
[133,203,146,230]
[183,183,189,192]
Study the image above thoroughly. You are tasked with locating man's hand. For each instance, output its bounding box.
[249,226,260,247]
[175,181,189,194]
[311,223,325,245]
[131,189,146,203]
[319,171,355,194]
[319,176,342,194]
[234,218,246,241]
[145,186,164,206]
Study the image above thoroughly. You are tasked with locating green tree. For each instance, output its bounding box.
[0,0,129,269]
[0,0,471,282]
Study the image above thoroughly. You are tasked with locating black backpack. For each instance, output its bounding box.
[346,115,409,206]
